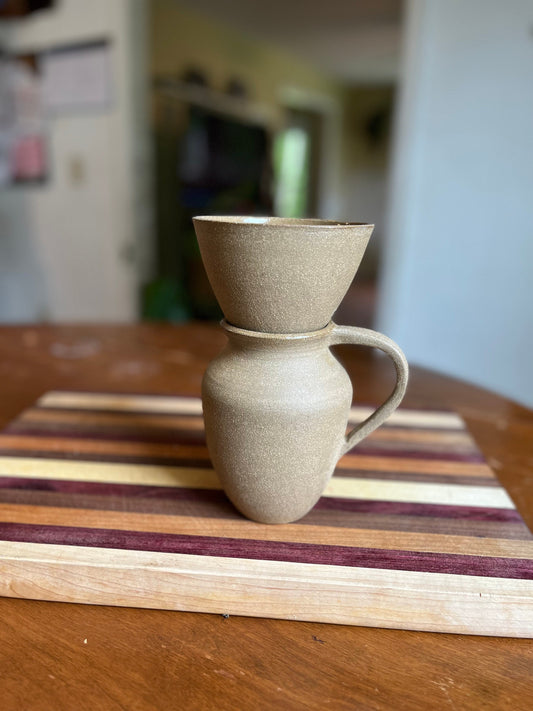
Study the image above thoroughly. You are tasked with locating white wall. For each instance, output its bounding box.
[0,0,151,322]
[378,0,533,407]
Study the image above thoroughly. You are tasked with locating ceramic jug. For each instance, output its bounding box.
[193,216,374,333]
[202,320,408,524]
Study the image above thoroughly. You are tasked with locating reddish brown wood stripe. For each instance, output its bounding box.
[338,454,494,477]
[1,522,532,579]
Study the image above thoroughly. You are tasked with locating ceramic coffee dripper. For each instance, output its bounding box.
[202,320,408,524]
[193,216,374,333]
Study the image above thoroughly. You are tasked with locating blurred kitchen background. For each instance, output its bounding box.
[0,0,532,408]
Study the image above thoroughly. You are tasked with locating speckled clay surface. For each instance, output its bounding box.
[193,216,374,334]
[202,321,408,524]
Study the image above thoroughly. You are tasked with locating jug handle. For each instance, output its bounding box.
[329,324,409,457]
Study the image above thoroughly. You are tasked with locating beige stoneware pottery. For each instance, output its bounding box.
[202,320,408,524]
[193,216,374,333]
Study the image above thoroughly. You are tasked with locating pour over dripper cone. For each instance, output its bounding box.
[193,216,374,334]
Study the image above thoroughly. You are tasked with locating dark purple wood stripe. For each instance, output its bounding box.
[0,476,222,500]
[1,522,533,579]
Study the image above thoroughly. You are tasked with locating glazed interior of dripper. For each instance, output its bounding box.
[193,215,374,334]
[197,216,368,226]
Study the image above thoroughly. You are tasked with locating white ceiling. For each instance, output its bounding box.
[176,0,404,85]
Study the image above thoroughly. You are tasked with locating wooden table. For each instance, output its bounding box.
[0,323,532,710]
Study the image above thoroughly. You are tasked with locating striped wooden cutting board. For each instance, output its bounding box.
[0,390,531,637]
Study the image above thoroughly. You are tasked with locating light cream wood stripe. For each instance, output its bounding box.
[0,456,221,489]
[38,392,205,416]
[2,503,532,559]
[0,456,513,508]
[349,406,463,430]
[324,477,514,509]
[37,391,464,429]
[1,541,532,636]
